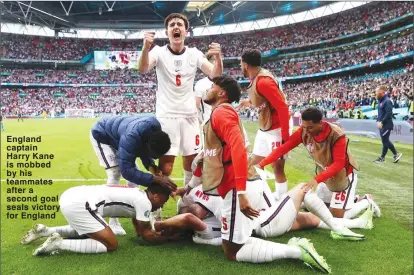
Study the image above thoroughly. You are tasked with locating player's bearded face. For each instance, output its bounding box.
[167,18,187,45]
[203,85,220,105]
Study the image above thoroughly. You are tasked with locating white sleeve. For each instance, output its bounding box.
[194,80,204,98]
[148,45,161,67]
[134,199,152,222]
[196,49,207,70]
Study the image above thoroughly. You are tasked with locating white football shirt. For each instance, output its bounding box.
[82,185,152,222]
[150,45,206,118]
[194,77,213,125]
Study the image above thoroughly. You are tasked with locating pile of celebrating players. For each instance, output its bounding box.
[21,14,384,274]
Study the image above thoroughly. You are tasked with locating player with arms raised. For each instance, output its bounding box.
[138,13,223,186]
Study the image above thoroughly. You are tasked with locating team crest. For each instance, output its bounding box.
[144,210,150,218]
[174,60,183,68]
[306,143,314,155]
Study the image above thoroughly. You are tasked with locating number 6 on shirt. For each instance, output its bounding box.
[176,74,181,86]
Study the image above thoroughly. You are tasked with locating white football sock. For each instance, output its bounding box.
[106,167,121,185]
[304,192,343,231]
[59,239,108,254]
[317,217,367,230]
[46,225,80,238]
[193,236,222,246]
[275,181,288,199]
[272,192,280,202]
[236,237,301,263]
[184,170,193,186]
[344,199,370,219]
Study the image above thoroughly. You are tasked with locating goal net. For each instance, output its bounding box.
[64,108,95,118]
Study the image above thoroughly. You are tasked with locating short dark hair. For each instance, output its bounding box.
[241,49,262,66]
[301,108,323,123]
[212,76,241,103]
[148,130,171,156]
[164,13,189,30]
[146,184,171,197]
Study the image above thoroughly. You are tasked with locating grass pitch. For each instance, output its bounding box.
[1,118,413,275]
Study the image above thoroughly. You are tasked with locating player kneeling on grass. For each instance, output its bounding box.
[195,75,331,273]
[90,115,177,235]
[22,184,173,256]
[179,158,370,245]
[257,108,363,219]
[254,172,371,240]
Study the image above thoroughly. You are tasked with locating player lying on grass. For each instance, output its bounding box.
[179,167,371,243]
[152,187,332,273]
[187,75,332,273]
[90,115,177,235]
[257,108,363,219]
[21,184,172,256]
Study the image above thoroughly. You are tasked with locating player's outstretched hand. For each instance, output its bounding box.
[153,176,177,192]
[143,31,155,50]
[207,42,221,57]
[175,187,188,197]
[148,165,163,176]
[254,164,264,170]
[301,179,318,193]
[238,193,259,220]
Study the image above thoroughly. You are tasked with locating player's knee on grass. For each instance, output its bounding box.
[290,212,320,231]
[89,227,118,252]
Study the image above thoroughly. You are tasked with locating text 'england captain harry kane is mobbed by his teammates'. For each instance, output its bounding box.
[138,13,223,190]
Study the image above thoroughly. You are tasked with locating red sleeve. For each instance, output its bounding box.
[212,106,248,192]
[193,166,202,177]
[314,136,347,183]
[258,127,302,167]
[257,76,290,142]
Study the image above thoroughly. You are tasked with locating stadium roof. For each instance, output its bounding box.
[0,1,334,31]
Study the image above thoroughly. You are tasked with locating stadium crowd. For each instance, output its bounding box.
[0,87,156,116]
[0,1,411,60]
[283,69,413,113]
[1,68,412,118]
[2,34,411,83]
[0,69,157,84]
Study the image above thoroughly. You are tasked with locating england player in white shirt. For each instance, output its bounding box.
[138,13,223,187]
[22,184,172,256]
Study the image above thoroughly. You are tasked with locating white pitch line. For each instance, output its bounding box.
[1,173,275,182]
[0,178,184,182]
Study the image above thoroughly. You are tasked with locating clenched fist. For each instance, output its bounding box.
[207,42,221,57]
[143,31,155,50]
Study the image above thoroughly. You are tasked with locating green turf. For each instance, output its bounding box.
[1,119,413,275]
